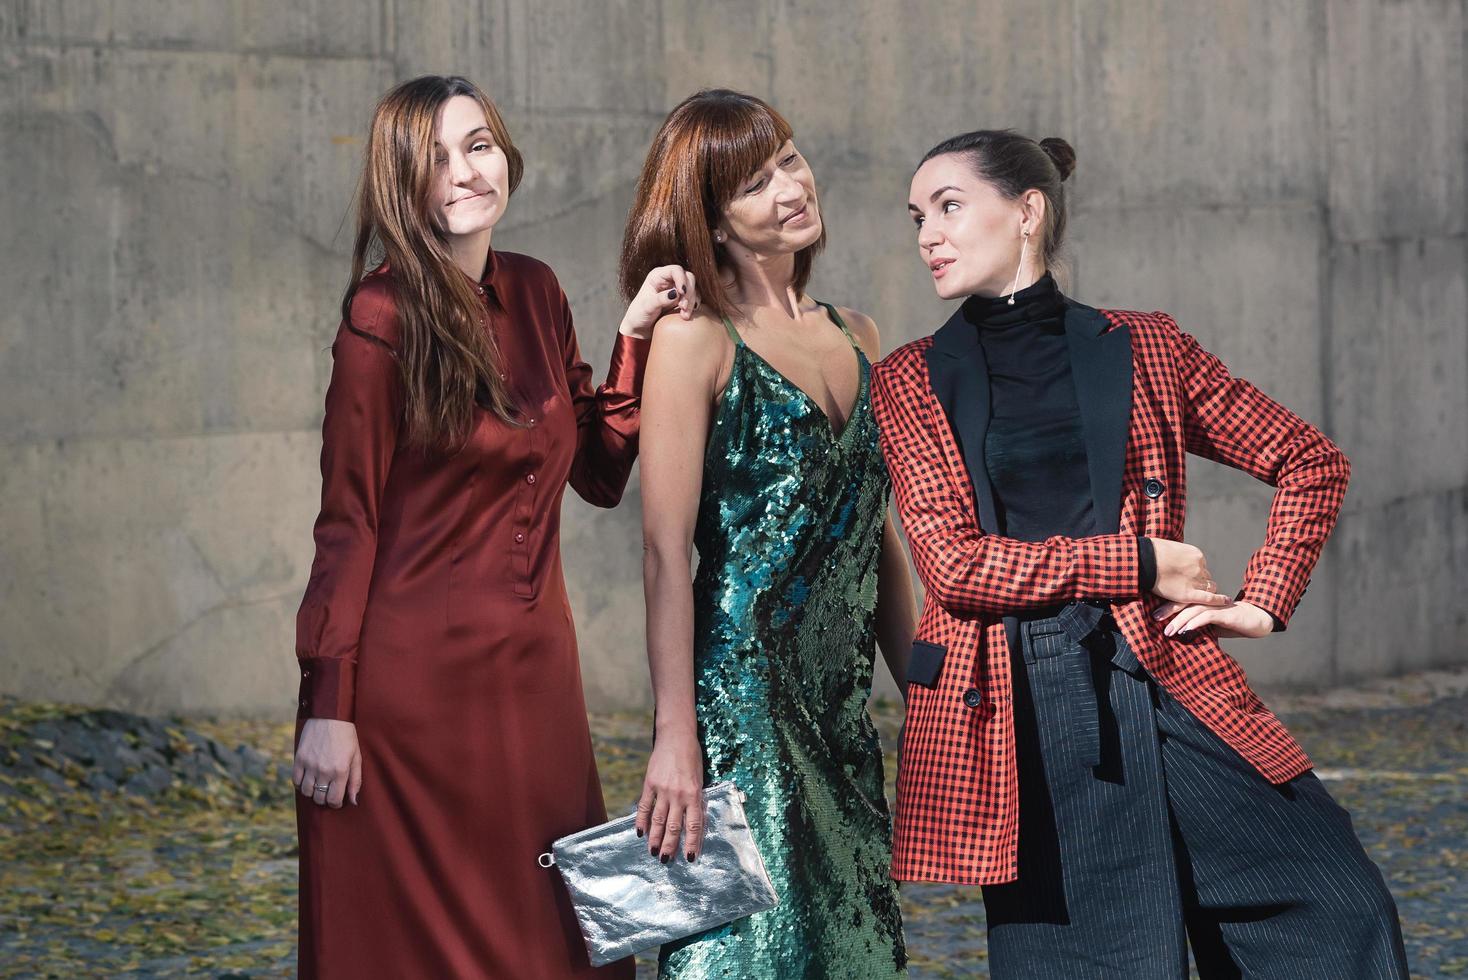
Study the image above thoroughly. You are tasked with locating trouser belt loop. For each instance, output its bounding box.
[1056,601,1110,769]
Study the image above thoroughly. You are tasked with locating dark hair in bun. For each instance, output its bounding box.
[917,129,1076,265]
[1038,137,1076,182]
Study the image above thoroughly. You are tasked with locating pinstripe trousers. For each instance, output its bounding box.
[980,613,1410,979]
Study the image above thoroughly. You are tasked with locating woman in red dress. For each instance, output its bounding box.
[289,75,697,979]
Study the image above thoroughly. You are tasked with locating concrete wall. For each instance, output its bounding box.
[1,1,1463,716]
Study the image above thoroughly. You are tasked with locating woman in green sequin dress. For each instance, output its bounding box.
[620,90,917,978]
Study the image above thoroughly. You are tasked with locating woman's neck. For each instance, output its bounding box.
[726,249,800,319]
[448,229,493,281]
[971,264,1047,301]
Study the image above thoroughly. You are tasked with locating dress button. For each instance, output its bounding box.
[525,473,536,485]
[962,689,983,709]
[514,532,525,544]
[1143,478,1166,499]
[299,698,308,707]
[301,668,310,678]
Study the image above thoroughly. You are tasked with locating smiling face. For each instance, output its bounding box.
[427,95,510,240]
[908,153,1041,300]
[717,140,823,258]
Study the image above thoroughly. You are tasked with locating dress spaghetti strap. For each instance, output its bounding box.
[723,305,856,349]
[818,302,862,352]
[719,315,743,345]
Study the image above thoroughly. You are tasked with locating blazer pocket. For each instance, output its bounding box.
[907,640,947,689]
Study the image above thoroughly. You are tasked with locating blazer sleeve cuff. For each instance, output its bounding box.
[297,656,357,722]
[1236,588,1290,633]
[1082,533,1144,598]
[1136,537,1158,593]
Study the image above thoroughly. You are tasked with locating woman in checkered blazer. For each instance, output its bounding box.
[872,129,1409,979]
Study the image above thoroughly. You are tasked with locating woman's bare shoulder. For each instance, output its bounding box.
[831,305,881,360]
[646,309,735,400]
[650,309,732,359]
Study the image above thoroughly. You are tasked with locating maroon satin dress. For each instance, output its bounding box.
[294,248,646,979]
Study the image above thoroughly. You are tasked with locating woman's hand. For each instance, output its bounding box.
[1153,598,1275,639]
[293,718,362,809]
[1148,538,1231,608]
[635,728,706,864]
[620,265,699,339]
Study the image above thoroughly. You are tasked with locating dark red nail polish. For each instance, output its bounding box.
[686,852,695,862]
[636,829,643,838]
[660,854,670,864]
[650,848,657,856]
[667,289,678,300]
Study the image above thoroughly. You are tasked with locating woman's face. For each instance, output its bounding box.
[718,140,823,258]
[428,95,510,240]
[908,153,1030,300]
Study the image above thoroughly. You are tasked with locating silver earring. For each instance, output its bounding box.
[1006,230,1031,305]
[714,231,725,243]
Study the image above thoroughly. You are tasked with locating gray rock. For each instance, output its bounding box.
[125,766,173,796]
[84,771,118,792]
[2,705,280,804]
[36,767,68,790]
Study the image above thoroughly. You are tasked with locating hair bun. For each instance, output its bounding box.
[1039,137,1076,181]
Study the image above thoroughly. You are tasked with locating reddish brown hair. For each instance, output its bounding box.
[343,75,526,450]
[619,89,825,320]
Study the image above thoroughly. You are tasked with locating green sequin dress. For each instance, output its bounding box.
[658,305,907,979]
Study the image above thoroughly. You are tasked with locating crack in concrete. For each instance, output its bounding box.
[103,590,300,701]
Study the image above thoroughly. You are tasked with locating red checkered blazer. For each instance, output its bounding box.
[870,300,1350,885]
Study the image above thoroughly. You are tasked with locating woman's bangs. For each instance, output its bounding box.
[705,104,792,205]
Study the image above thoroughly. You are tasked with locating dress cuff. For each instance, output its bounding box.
[297,657,357,722]
[606,331,651,397]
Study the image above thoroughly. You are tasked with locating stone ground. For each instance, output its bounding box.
[1,671,1465,979]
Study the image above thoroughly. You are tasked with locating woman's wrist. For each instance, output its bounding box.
[653,711,698,740]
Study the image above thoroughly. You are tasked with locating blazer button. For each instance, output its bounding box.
[962,689,983,709]
[301,668,310,678]
[525,473,537,485]
[299,698,308,707]
[514,532,525,543]
[1143,478,1165,499]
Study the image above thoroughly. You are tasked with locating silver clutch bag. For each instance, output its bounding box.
[537,781,779,966]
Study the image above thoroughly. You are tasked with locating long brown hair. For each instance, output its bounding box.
[343,75,526,450]
[619,90,825,321]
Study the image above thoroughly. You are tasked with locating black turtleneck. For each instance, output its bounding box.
[968,274,1094,544]
[966,274,1155,590]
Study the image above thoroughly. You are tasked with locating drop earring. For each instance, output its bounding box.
[1006,230,1031,305]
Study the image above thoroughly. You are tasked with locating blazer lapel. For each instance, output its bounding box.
[1064,302,1133,534]
[925,306,1000,535]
